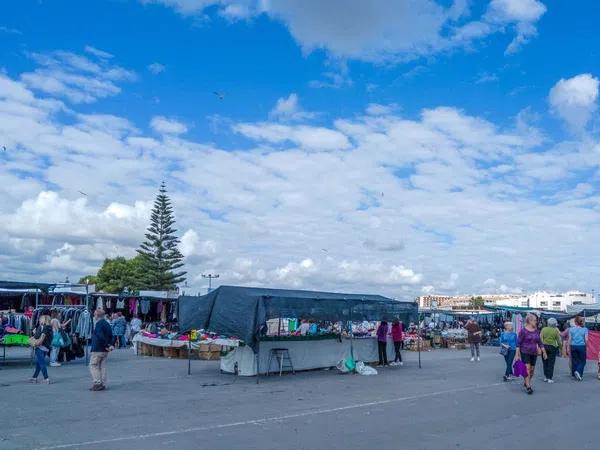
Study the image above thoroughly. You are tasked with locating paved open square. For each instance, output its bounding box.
[1,347,598,450]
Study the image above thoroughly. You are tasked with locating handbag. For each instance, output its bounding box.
[60,330,72,348]
[500,344,509,356]
[51,333,65,348]
[513,360,528,378]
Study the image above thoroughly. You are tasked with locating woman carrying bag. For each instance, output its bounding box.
[29,315,53,384]
[515,314,546,395]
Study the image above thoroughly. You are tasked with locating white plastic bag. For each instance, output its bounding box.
[355,361,378,375]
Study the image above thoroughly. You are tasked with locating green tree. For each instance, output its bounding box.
[137,182,186,290]
[78,275,98,286]
[469,296,486,310]
[82,256,144,293]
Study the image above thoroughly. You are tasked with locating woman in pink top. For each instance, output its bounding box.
[391,319,404,366]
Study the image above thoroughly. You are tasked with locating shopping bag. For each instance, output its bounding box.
[513,360,528,377]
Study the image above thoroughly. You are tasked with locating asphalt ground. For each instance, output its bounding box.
[0,345,598,450]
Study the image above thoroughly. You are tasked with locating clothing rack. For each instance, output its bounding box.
[32,305,91,365]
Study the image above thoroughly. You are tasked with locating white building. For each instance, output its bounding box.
[419,291,595,312]
[496,291,594,312]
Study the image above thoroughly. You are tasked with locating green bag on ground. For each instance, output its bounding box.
[344,354,356,371]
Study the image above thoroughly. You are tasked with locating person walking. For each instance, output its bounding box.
[541,318,561,383]
[129,314,142,342]
[111,312,126,348]
[465,318,482,362]
[89,309,114,391]
[49,318,63,367]
[499,321,517,382]
[391,319,404,366]
[515,314,546,395]
[376,321,389,367]
[29,315,52,384]
[568,315,589,381]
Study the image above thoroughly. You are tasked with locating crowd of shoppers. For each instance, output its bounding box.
[497,314,595,395]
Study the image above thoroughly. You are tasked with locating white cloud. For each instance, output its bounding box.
[0,25,22,35]
[366,103,398,116]
[141,0,547,62]
[150,115,188,134]
[234,122,351,151]
[269,93,314,121]
[20,49,136,103]
[147,62,166,74]
[475,72,499,84]
[486,0,547,54]
[549,73,599,131]
[84,45,114,59]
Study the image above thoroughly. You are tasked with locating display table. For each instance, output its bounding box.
[220,336,398,376]
[132,334,239,359]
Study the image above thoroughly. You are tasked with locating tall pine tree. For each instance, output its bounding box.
[137,182,187,289]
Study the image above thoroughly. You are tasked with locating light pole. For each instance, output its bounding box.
[202,274,220,294]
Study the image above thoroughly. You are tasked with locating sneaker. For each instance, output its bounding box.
[98,384,106,391]
[41,378,51,385]
[526,386,533,395]
[90,384,103,391]
[543,378,548,382]
[28,378,38,384]
[399,362,403,366]
[50,362,61,367]
[470,357,475,362]
[547,379,554,384]
[575,371,583,381]
[476,357,480,362]
[503,375,509,382]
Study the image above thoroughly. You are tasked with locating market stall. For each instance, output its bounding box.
[0,281,55,367]
[179,285,418,376]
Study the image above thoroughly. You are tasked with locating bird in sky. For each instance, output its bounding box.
[78,191,88,196]
[213,91,225,100]
[321,248,328,253]
[2,146,6,152]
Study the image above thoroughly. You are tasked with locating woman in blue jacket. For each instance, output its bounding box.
[500,321,518,382]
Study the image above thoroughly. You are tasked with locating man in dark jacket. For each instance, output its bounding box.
[89,309,113,391]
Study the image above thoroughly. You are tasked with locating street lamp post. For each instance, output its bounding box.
[202,274,220,294]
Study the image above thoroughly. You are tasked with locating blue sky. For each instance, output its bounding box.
[1,0,599,297]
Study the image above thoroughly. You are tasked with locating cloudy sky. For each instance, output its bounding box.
[1,0,599,298]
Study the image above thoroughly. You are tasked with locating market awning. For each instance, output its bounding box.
[0,280,54,292]
[178,285,418,349]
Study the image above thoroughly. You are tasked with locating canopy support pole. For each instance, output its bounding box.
[418,311,422,369]
[256,336,260,384]
[187,332,192,376]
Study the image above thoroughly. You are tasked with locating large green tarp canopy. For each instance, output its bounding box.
[178,285,418,349]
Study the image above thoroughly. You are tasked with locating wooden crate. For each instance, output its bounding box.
[140,343,152,356]
[151,346,164,357]
[163,347,180,358]
[208,351,221,360]
[208,344,221,352]
[197,343,210,352]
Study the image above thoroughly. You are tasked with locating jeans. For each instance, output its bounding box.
[50,346,61,364]
[542,345,558,380]
[571,345,587,377]
[32,348,48,379]
[470,342,480,358]
[377,341,388,365]
[89,352,109,386]
[503,349,516,376]
[393,341,403,363]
